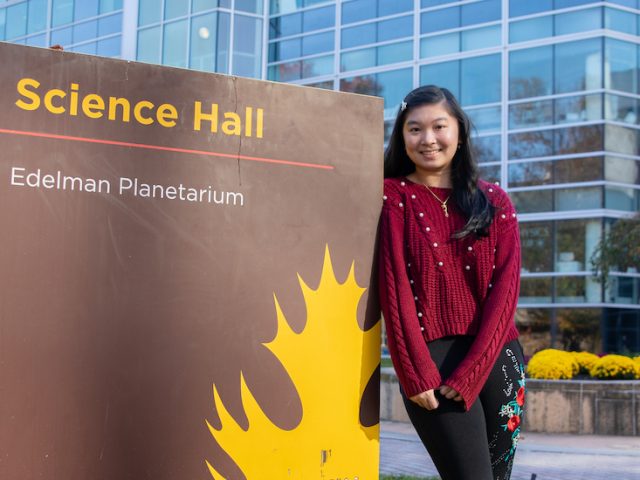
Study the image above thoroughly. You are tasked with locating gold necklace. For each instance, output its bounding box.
[424,185,451,217]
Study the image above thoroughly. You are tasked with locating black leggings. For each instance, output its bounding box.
[401,336,525,480]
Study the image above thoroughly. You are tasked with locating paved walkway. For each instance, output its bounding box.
[380,421,640,480]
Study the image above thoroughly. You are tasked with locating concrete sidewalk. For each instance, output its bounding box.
[380,421,640,480]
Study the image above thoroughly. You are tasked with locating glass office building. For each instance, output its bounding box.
[1,0,639,355]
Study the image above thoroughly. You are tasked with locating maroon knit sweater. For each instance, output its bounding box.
[378,177,520,411]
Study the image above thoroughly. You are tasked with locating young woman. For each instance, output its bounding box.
[378,85,525,480]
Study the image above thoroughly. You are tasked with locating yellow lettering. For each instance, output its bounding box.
[82,93,105,119]
[43,89,66,114]
[14,78,265,137]
[157,103,178,128]
[133,100,154,125]
[222,112,241,136]
[256,108,263,138]
[193,101,218,132]
[108,97,131,122]
[69,83,79,116]
[245,107,253,138]
[15,78,41,111]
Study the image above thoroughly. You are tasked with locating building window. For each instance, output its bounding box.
[509,124,603,160]
[520,277,553,304]
[165,0,189,20]
[342,0,412,25]
[137,25,161,63]
[421,6,460,34]
[555,38,602,94]
[511,190,554,213]
[340,67,412,117]
[510,156,604,188]
[302,31,333,56]
[100,0,123,14]
[557,308,602,352]
[421,0,501,34]
[478,164,501,183]
[605,39,638,94]
[301,54,333,78]
[509,46,553,99]
[468,106,501,133]
[302,5,334,31]
[235,0,263,14]
[97,35,121,56]
[75,0,100,22]
[554,7,601,36]
[6,2,27,39]
[163,19,188,68]
[52,0,74,27]
[341,40,412,72]
[520,222,554,273]
[269,38,301,62]
[605,156,640,184]
[270,5,335,40]
[461,54,501,105]
[604,6,637,36]
[605,186,640,211]
[28,0,47,34]
[342,14,412,50]
[193,0,231,13]
[233,15,262,78]
[190,12,230,73]
[509,0,552,18]
[556,219,601,272]
[73,20,98,44]
[605,124,640,157]
[515,308,553,357]
[421,54,501,107]
[604,309,640,353]
[422,24,501,58]
[139,0,162,27]
[509,15,553,43]
[472,134,501,163]
[421,59,460,100]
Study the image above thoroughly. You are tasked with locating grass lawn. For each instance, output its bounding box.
[380,475,439,480]
[381,357,393,368]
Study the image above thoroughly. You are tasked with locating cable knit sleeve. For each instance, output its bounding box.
[378,183,442,398]
[444,188,521,410]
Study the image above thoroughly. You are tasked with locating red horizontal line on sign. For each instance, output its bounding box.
[0,128,335,171]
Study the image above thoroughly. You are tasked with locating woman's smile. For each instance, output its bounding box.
[402,101,460,179]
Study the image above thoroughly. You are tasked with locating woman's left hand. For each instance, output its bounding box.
[439,385,463,402]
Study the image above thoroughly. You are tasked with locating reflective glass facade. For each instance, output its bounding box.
[266,0,640,356]
[137,0,263,76]
[0,0,264,75]
[2,0,639,354]
[0,0,123,55]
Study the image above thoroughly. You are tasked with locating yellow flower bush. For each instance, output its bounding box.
[527,349,579,380]
[526,351,640,380]
[589,354,639,380]
[571,351,600,375]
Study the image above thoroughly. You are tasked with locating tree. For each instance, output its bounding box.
[591,213,640,287]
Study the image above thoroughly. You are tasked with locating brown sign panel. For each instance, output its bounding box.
[0,43,383,479]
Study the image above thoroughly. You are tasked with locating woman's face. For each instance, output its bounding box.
[402,101,460,177]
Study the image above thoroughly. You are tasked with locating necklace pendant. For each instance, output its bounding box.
[442,204,449,217]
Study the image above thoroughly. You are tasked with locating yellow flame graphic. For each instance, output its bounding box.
[206,246,380,479]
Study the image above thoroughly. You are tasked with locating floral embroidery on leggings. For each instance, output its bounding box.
[498,361,526,463]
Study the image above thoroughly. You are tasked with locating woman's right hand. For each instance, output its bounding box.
[409,389,439,410]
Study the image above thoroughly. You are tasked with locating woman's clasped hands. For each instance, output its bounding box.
[410,385,462,410]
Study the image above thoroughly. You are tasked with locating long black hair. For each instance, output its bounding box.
[384,85,494,238]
